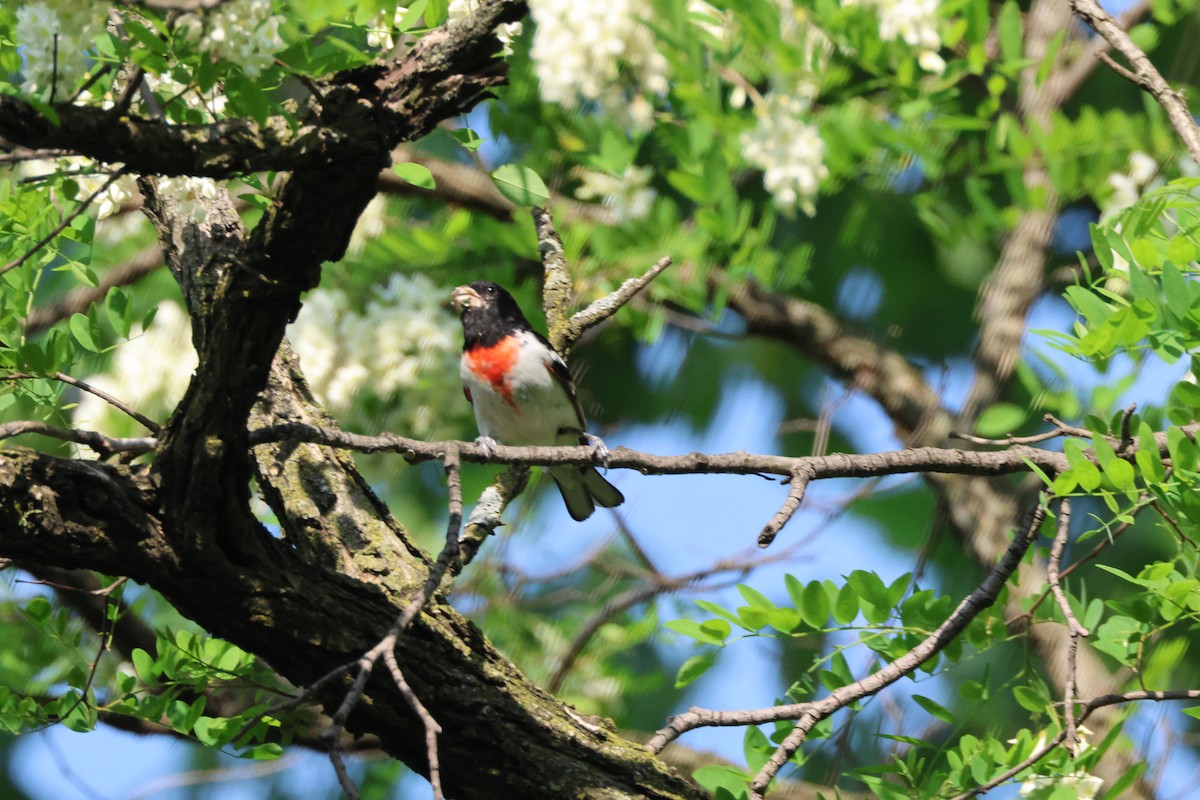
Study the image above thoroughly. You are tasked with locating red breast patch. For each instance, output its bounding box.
[465,336,521,410]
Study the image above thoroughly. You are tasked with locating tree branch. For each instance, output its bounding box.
[1070,0,1200,163]
[646,498,1047,775]
[0,96,380,178]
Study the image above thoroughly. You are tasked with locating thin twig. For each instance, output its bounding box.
[1009,496,1148,625]
[25,244,162,335]
[758,466,814,547]
[1047,498,1087,756]
[0,420,154,455]
[532,207,574,351]
[1118,402,1137,455]
[547,544,800,693]
[323,446,463,798]
[1070,0,1200,162]
[648,498,1049,759]
[384,647,443,799]
[951,689,1200,800]
[565,256,672,344]
[0,147,75,164]
[2,372,160,432]
[0,171,125,277]
[737,499,1051,798]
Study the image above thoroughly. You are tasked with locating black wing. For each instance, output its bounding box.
[536,332,588,434]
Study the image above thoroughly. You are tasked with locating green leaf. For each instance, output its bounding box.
[975,403,1026,437]
[69,313,101,352]
[846,571,890,611]
[489,165,550,207]
[798,580,831,629]
[450,127,484,152]
[695,599,747,630]
[1103,458,1137,491]
[1064,439,1101,491]
[1135,421,1166,482]
[737,606,768,631]
[242,742,284,761]
[1168,426,1199,473]
[105,287,132,339]
[998,0,1023,62]
[393,162,436,189]
[833,582,859,624]
[743,726,771,773]
[131,648,158,683]
[692,765,751,798]
[194,716,235,747]
[766,607,801,633]
[1013,685,1047,713]
[700,618,732,643]
[24,596,52,624]
[675,652,717,687]
[425,0,448,25]
[736,584,776,609]
[912,694,956,725]
[665,619,729,646]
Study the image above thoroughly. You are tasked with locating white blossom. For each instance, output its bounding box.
[14,1,110,96]
[688,0,735,47]
[19,156,136,221]
[449,0,523,56]
[75,275,467,443]
[1102,151,1159,219]
[1019,771,1103,799]
[142,73,229,120]
[528,0,669,128]
[73,302,198,433]
[289,273,466,438]
[157,176,221,223]
[741,92,829,214]
[366,5,409,51]
[844,0,944,73]
[573,165,656,223]
[347,195,390,256]
[176,0,286,78]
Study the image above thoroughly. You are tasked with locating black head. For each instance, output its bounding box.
[451,281,532,348]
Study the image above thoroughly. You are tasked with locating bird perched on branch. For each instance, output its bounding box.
[451,281,624,521]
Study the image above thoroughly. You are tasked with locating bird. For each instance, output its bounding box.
[451,281,624,521]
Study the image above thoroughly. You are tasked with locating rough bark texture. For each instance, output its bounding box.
[0,2,705,797]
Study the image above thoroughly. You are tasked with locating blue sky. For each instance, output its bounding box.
[11,277,1197,799]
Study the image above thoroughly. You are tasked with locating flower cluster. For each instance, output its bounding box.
[740,92,829,214]
[72,302,198,434]
[75,275,467,443]
[1015,727,1103,800]
[528,0,669,128]
[289,273,466,438]
[14,1,110,97]
[573,165,656,223]
[449,0,523,56]
[1019,772,1104,800]
[141,72,229,121]
[17,157,134,221]
[366,5,410,51]
[846,0,945,73]
[157,176,222,224]
[365,2,522,56]
[1103,151,1158,218]
[175,0,285,78]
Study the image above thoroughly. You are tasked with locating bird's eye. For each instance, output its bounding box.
[485,286,495,294]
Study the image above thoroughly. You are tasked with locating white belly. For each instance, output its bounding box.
[461,332,581,446]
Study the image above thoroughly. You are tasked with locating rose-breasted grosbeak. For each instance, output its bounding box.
[451,281,624,521]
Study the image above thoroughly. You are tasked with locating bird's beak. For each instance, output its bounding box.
[451,285,483,310]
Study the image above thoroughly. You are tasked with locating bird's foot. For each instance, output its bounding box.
[474,435,500,458]
[581,432,611,468]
